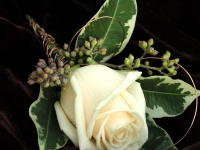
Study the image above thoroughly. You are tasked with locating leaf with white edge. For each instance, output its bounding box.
[137,76,199,118]
[29,86,68,150]
[75,0,137,62]
[140,114,178,150]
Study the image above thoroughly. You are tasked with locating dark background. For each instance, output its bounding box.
[0,0,200,149]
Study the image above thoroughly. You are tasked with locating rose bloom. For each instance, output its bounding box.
[55,65,148,150]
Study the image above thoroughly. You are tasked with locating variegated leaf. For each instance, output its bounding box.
[29,86,68,150]
[75,0,137,62]
[141,114,178,150]
[137,76,199,118]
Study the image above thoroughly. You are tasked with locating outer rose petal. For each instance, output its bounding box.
[54,101,78,147]
[61,75,97,150]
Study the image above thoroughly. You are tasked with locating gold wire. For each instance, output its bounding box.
[141,57,198,149]
[68,16,125,53]
[30,21,58,57]
[28,16,198,149]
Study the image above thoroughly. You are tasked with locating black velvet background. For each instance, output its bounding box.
[0,0,200,149]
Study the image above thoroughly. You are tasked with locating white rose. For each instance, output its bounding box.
[55,65,148,150]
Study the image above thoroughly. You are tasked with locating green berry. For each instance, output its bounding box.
[84,49,91,55]
[151,50,158,56]
[148,70,153,76]
[147,38,154,47]
[168,60,174,67]
[78,50,84,57]
[55,79,61,85]
[43,81,50,88]
[48,58,54,64]
[57,61,64,67]
[27,80,36,85]
[124,58,130,66]
[174,58,180,63]
[167,67,175,73]
[42,73,48,80]
[36,68,44,75]
[165,51,171,59]
[84,41,90,49]
[171,70,177,76]
[71,51,77,57]
[91,38,97,49]
[86,57,92,63]
[147,47,154,54]
[128,54,134,64]
[63,43,69,50]
[69,61,74,66]
[96,38,104,47]
[36,77,44,84]
[162,60,168,67]
[78,59,83,64]
[99,48,107,55]
[138,41,147,50]
[133,58,140,68]
[141,41,148,50]
[64,64,70,70]
[89,36,94,42]
[144,61,150,66]
[65,52,70,57]
[44,67,53,74]
[58,68,64,74]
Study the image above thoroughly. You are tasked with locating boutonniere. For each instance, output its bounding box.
[26,0,199,149]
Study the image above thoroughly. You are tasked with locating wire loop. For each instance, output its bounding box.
[69,16,125,55]
[141,57,198,149]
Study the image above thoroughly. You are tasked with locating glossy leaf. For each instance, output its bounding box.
[75,0,137,62]
[137,76,199,118]
[29,86,68,150]
[141,114,178,150]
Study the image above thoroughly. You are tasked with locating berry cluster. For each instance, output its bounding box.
[123,38,180,76]
[161,51,179,76]
[27,58,74,89]
[27,36,106,89]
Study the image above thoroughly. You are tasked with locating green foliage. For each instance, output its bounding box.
[76,0,137,62]
[137,76,199,118]
[29,86,68,150]
[140,114,178,150]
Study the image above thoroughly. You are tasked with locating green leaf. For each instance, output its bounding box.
[75,0,137,62]
[141,114,178,150]
[137,76,199,118]
[29,86,68,150]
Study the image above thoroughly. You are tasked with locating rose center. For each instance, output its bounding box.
[112,124,133,143]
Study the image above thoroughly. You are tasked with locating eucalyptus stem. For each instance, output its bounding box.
[140,50,148,59]
[140,64,169,76]
[99,62,126,70]
[100,62,169,76]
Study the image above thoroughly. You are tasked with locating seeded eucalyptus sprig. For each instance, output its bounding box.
[100,39,180,76]
[26,15,106,88]
[137,39,180,76]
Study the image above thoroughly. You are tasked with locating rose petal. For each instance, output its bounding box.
[54,101,79,147]
[73,65,125,125]
[126,81,146,114]
[70,76,97,150]
[60,82,76,126]
[121,90,144,129]
[96,116,109,150]
[87,71,142,138]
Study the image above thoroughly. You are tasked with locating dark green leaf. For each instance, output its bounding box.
[29,86,68,150]
[137,76,199,118]
[141,114,177,150]
[75,0,137,62]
